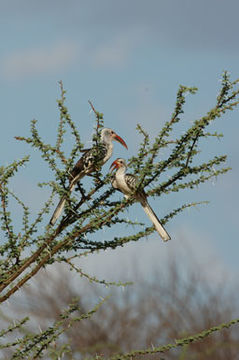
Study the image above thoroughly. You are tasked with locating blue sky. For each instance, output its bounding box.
[1,0,239,280]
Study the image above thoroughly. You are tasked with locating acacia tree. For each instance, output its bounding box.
[0,72,239,359]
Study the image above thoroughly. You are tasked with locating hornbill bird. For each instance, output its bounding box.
[49,128,128,226]
[110,158,171,242]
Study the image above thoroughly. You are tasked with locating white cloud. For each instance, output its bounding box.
[92,30,143,68]
[1,30,141,81]
[1,41,78,80]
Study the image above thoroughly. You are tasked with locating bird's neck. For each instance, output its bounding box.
[116,166,126,177]
[99,137,113,163]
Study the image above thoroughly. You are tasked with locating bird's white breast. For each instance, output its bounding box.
[103,143,113,163]
[115,172,132,196]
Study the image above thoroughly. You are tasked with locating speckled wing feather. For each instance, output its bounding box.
[50,144,108,226]
[124,174,138,191]
[70,144,108,180]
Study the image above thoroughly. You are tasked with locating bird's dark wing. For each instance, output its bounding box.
[70,149,93,179]
[80,148,92,153]
[70,144,108,180]
[125,173,147,201]
[125,174,138,191]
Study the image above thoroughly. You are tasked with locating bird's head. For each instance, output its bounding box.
[101,128,128,149]
[110,158,127,171]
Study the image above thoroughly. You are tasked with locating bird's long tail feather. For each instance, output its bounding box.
[49,181,77,226]
[141,201,171,241]
[49,197,67,226]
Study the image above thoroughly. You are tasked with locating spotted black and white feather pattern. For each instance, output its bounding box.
[70,143,108,180]
[124,174,138,191]
[50,144,108,226]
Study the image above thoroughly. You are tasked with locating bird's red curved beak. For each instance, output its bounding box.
[112,133,128,149]
[110,159,119,171]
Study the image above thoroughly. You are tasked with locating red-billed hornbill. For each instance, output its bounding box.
[49,128,128,226]
[110,158,171,241]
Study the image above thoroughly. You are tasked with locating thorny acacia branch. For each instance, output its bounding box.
[0,72,239,359]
